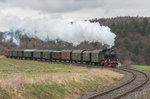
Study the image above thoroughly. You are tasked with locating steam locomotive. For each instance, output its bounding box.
[4,49,118,67]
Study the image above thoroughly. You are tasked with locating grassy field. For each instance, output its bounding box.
[0,57,124,99]
[132,65,150,71]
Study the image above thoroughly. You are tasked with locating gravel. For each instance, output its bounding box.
[78,67,149,99]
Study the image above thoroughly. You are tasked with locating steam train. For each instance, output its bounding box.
[4,49,118,67]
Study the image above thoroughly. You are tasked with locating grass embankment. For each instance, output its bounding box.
[132,65,150,71]
[0,57,124,99]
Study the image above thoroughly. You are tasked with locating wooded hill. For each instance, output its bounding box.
[90,16,150,65]
[1,16,150,65]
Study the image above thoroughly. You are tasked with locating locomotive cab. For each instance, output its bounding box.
[103,49,118,67]
[108,53,118,67]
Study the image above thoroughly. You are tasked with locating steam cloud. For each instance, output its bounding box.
[3,18,116,47]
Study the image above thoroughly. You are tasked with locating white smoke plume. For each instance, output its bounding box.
[3,18,116,47]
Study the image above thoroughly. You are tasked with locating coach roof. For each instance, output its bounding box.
[91,49,103,53]
[24,49,37,52]
[42,50,56,52]
[62,50,72,52]
[72,50,84,53]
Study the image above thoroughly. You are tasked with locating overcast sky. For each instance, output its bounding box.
[0,0,150,19]
[0,0,149,31]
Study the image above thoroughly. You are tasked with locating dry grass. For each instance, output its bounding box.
[123,59,132,66]
[0,68,123,91]
[0,57,124,99]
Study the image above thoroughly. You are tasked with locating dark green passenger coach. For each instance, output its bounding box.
[17,49,24,58]
[12,49,24,58]
[33,50,43,60]
[83,51,92,63]
[12,50,18,58]
[42,50,55,61]
[91,49,104,64]
[24,49,37,59]
[72,50,85,62]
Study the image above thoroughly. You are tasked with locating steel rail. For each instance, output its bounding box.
[86,67,149,99]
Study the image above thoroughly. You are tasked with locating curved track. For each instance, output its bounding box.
[114,68,149,99]
[79,67,149,99]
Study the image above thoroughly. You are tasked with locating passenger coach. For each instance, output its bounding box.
[4,49,118,67]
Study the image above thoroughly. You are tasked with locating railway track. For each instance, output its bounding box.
[79,66,149,99]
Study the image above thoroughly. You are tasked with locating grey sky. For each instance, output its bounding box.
[0,0,149,31]
[0,0,149,19]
